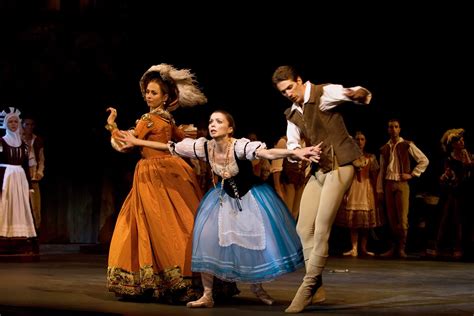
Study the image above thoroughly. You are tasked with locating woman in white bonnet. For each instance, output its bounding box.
[0,107,38,257]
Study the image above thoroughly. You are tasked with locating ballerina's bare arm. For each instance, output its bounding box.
[256,142,322,162]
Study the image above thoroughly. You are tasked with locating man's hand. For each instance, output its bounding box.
[344,88,371,104]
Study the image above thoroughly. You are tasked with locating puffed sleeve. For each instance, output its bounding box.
[234,138,267,161]
[173,137,208,161]
[172,123,186,141]
[369,153,380,172]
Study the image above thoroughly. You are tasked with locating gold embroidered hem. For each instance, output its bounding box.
[107,265,199,304]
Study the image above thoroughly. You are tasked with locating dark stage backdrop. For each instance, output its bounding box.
[0,1,472,243]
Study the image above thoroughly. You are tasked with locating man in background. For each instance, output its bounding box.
[22,116,45,231]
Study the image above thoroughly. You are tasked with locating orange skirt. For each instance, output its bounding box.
[107,155,202,302]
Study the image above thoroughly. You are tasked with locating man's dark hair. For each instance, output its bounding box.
[271,65,300,87]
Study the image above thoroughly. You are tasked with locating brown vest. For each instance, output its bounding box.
[285,84,362,173]
[380,141,412,177]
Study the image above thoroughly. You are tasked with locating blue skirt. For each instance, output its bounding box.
[191,183,304,283]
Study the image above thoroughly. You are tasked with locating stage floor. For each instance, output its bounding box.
[0,244,473,315]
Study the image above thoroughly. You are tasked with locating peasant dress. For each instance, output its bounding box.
[173,137,304,283]
[335,153,383,228]
[106,111,203,303]
[0,138,37,237]
[0,138,38,256]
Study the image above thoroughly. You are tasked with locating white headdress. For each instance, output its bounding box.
[140,64,207,111]
[0,107,23,147]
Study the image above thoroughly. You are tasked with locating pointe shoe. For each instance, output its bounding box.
[361,250,375,257]
[343,249,358,257]
[250,284,275,305]
[186,294,214,308]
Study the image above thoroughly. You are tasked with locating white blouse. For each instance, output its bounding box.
[173,137,266,178]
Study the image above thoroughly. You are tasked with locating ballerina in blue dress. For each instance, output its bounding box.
[115,110,321,308]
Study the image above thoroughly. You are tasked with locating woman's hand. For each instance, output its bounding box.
[344,88,371,104]
[293,142,322,163]
[106,107,118,124]
[115,130,138,146]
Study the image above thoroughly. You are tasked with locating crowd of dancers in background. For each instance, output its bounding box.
[1,64,471,313]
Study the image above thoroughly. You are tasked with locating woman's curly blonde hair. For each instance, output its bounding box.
[440,128,464,152]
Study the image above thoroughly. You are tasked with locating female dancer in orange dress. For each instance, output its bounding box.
[105,64,206,304]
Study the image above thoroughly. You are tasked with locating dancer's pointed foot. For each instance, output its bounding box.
[250,284,275,305]
[343,249,358,257]
[361,250,375,257]
[186,294,214,308]
[398,249,408,258]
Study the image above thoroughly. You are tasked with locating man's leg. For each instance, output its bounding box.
[381,181,397,257]
[297,175,323,261]
[395,181,410,258]
[286,166,354,313]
